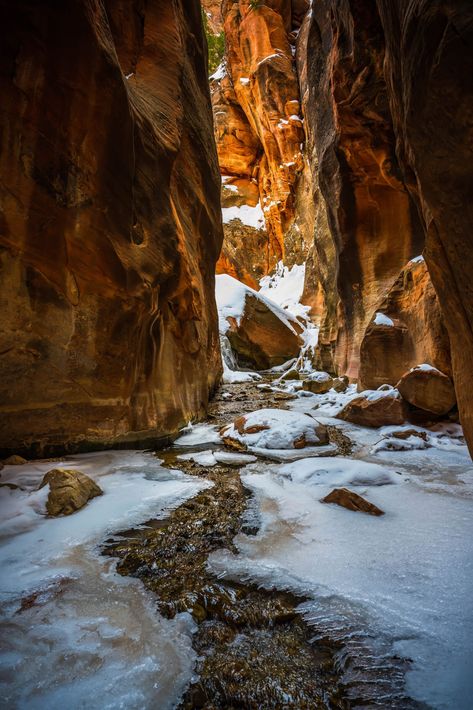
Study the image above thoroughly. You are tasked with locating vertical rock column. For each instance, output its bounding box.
[0,0,223,456]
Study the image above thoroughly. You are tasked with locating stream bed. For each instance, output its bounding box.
[1,379,473,708]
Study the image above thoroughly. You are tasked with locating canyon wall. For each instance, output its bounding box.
[212,0,310,284]
[0,0,223,456]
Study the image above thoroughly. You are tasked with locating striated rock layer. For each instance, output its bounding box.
[213,0,310,281]
[0,0,223,456]
[300,1,473,453]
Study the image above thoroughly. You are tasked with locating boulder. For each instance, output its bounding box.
[281,369,300,381]
[39,468,102,516]
[3,455,27,465]
[397,365,456,415]
[302,372,333,394]
[332,376,349,393]
[321,488,384,516]
[220,409,328,451]
[216,275,303,370]
[337,388,406,427]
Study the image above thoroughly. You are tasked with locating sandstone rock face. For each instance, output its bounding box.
[338,390,406,428]
[40,468,103,516]
[358,259,451,391]
[321,488,384,517]
[0,1,223,456]
[397,366,457,416]
[212,1,309,281]
[226,292,303,370]
[300,1,473,453]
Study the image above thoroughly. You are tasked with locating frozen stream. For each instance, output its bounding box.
[1,387,473,708]
[0,451,210,709]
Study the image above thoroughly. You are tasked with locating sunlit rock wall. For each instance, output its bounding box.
[0,0,223,456]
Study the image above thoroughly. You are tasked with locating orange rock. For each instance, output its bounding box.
[337,391,406,427]
[321,488,384,516]
[358,259,452,391]
[40,468,102,517]
[397,366,456,416]
[0,1,223,456]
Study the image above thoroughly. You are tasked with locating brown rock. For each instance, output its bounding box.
[302,373,333,394]
[0,1,223,456]
[332,377,349,393]
[226,293,303,370]
[39,468,102,517]
[358,259,452,391]
[397,367,456,416]
[3,455,27,465]
[321,488,384,516]
[338,391,406,427]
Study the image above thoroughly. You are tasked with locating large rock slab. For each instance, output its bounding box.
[0,1,222,456]
[40,468,102,516]
[397,365,456,416]
[220,408,328,451]
[337,389,406,427]
[216,274,303,370]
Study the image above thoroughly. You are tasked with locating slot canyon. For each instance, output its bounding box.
[0,1,472,708]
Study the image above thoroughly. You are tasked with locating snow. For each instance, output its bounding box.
[210,62,226,81]
[374,311,394,326]
[0,451,210,709]
[177,450,257,467]
[221,203,265,229]
[410,255,425,264]
[239,77,250,86]
[215,273,301,337]
[221,408,326,450]
[410,362,442,373]
[304,371,332,383]
[207,448,473,709]
[174,422,221,447]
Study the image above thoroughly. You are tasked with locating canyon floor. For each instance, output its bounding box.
[1,373,473,709]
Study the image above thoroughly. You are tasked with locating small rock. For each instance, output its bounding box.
[337,390,406,427]
[390,428,428,441]
[39,468,103,516]
[4,455,27,465]
[332,376,349,393]
[302,371,333,394]
[397,365,456,415]
[321,488,384,516]
[281,369,300,381]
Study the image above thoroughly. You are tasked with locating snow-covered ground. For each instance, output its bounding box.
[0,451,210,709]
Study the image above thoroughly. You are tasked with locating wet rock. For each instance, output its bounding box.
[3,455,27,465]
[337,390,406,427]
[397,365,456,416]
[332,376,349,393]
[321,488,384,516]
[40,468,102,516]
[302,372,333,394]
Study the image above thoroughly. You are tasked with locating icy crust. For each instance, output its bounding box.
[208,447,473,710]
[221,408,325,450]
[0,451,210,709]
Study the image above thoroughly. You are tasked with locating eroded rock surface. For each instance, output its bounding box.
[0,1,223,456]
[40,468,102,516]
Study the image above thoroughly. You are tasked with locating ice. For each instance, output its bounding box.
[214,451,258,466]
[221,408,326,450]
[374,312,394,326]
[207,446,473,710]
[0,451,210,708]
[177,449,218,466]
[174,422,221,447]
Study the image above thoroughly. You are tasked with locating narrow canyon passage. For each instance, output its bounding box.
[1,1,473,709]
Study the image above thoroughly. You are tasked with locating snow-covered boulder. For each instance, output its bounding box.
[396,364,456,415]
[302,371,333,394]
[220,408,328,451]
[216,274,303,370]
[337,387,406,427]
